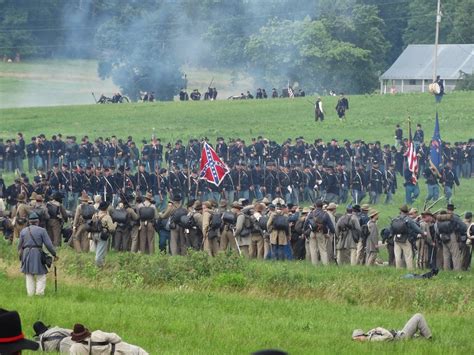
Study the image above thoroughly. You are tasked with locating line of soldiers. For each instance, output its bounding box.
[2,185,472,272]
[0,134,471,216]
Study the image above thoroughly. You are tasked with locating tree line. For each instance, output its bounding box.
[1,0,473,98]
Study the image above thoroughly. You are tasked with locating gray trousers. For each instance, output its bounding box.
[443,235,462,271]
[399,313,432,339]
[95,237,108,267]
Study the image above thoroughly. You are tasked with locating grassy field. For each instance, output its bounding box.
[0,60,254,109]
[0,245,473,354]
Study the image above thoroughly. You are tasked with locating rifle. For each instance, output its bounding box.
[136,160,141,194]
[187,161,191,197]
[91,92,97,104]
[155,166,163,201]
[208,77,214,90]
[54,265,58,293]
[123,163,127,193]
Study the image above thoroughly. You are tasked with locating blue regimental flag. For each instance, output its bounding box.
[430,111,442,173]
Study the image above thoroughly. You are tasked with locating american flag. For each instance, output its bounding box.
[199,142,229,186]
[405,119,418,184]
[288,81,294,98]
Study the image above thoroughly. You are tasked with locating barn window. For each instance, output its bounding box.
[409,79,416,85]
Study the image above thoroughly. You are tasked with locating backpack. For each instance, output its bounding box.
[361,224,370,241]
[309,212,327,234]
[30,207,46,221]
[222,211,237,226]
[239,214,252,237]
[171,207,187,225]
[391,217,408,235]
[86,214,102,233]
[179,213,195,229]
[46,202,60,219]
[210,212,222,230]
[138,206,155,221]
[437,220,452,234]
[437,220,453,242]
[273,214,289,231]
[391,216,408,243]
[111,209,128,224]
[258,216,269,231]
[81,204,96,220]
[293,218,304,235]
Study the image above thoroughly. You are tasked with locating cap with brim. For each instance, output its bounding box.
[302,207,311,214]
[0,309,39,353]
[361,204,370,211]
[352,329,365,338]
[421,211,434,217]
[400,204,409,213]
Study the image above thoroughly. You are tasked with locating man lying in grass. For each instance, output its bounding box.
[352,313,432,341]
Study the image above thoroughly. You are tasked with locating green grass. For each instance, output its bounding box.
[1,244,473,354]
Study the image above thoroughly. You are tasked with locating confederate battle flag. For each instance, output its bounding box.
[199,142,229,186]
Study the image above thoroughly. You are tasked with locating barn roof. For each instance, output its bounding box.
[380,44,474,80]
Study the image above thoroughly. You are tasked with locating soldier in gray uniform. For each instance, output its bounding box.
[18,212,58,296]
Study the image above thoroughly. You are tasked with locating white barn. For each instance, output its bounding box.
[379,44,474,94]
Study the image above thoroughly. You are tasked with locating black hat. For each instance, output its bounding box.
[315,200,324,208]
[465,212,472,220]
[98,201,109,211]
[0,309,39,353]
[71,323,91,342]
[33,321,50,337]
[173,194,182,202]
[447,204,455,211]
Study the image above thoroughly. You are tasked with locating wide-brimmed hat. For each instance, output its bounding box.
[71,323,91,342]
[35,194,44,202]
[193,201,202,211]
[421,211,434,218]
[0,309,39,353]
[219,199,228,208]
[302,207,311,214]
[261,197,270,205]
[400,204,409,213]
[327,202,338,211]
[172,194,182,202]
[368,209,379,218]
[17,193,26,202]
[79,192,90,202]
[33,321,50,337]
[203,201,213,209]
[29,191,38,201]
[231,201,243,209]
[409,208,418,215]
[361,204,370,211]
[28,212,39,221]
[144,192,153,201]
